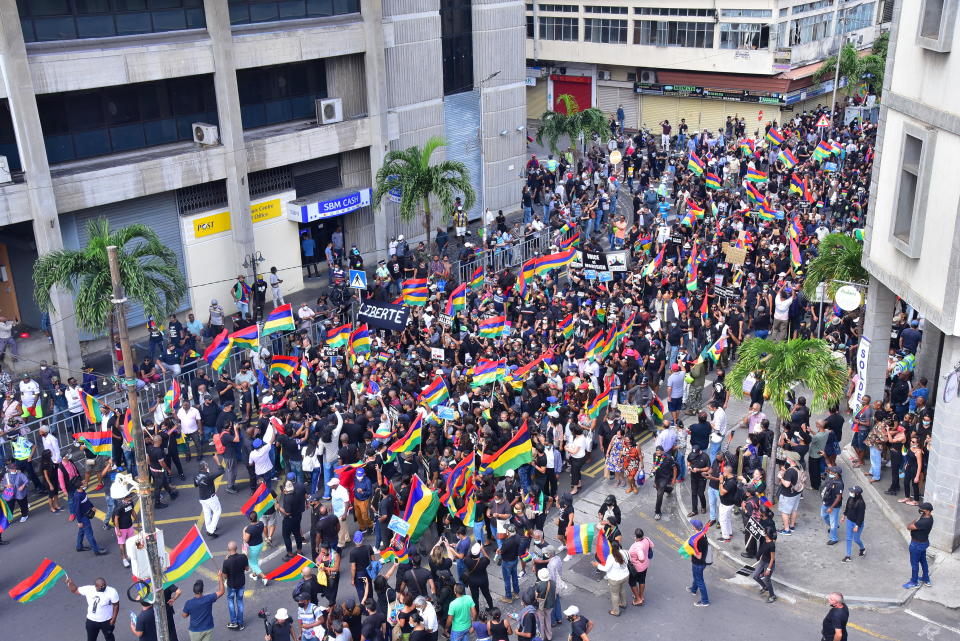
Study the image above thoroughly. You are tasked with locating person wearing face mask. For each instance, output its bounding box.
[840,486,866,563]
[903,502,934,589]
[66,575,120,641]
[820,466,844,545]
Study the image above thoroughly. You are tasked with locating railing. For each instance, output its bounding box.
[454,228,566,284]
[8,321,328,461]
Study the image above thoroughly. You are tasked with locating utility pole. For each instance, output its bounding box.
[107,246,171,641]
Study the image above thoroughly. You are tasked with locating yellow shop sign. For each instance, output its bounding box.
[251,198,283,224]
[194,211,232,238]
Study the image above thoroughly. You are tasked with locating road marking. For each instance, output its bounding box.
[156,510,244,526]
[656,524,684,545]
[847,623,899,640]
[904,609,960,636]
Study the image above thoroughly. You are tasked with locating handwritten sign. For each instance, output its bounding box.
[618,404,640,423]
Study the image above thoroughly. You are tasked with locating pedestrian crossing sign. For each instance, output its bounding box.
[349,269,367,290]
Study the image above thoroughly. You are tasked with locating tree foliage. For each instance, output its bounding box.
[814,32,889,97]
[801,233,868,300]
[372,136,476,247]
[33,219,186,334]
[536,94,609,155]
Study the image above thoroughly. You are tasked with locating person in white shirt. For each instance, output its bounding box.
[708,400,728,460]
[18,374,40,417]
[177,399,203,461]
[329,477,351,548]
[39,425,61,464]
[269,266,284,307]
[414,595,439,634]
[592,541,630,616]
[249,438,274,485]
[297,303,316,329]
[771,286,794,341]
[564,427,588,495]
[66,576,119,640]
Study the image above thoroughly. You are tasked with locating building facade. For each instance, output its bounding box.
[0,0,525,372]
[862,0,960,551]
[525,0,889,132]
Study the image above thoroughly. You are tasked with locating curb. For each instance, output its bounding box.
[840,444,916,548]
[672,470,915,608]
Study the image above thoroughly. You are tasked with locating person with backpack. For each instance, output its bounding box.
[776,451,804,535]
[820,466,844,545]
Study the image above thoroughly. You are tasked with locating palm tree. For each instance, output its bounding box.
[727,337,847,493]
[34,218,186,334]
[372,136,476,248]
[536,94,609,156]
[814,32,888,98]
[801,233,868,300]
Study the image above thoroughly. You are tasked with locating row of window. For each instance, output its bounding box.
[719,8,772,17]
[533,17,769,49]
[584,5,627,13]
[791,0,834,14]
[836,2,876,34]
[16,0,359,42]
[30,59,328,164]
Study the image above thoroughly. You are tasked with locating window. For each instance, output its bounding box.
[236,59,327,129]
[527,14,534,37]
[584,5,627,13]
[635,7,714,16]
[916,0,956,51]
[440,0,474,96]
[720,8,772,17]
[0,100,21,172]
[538,3,578,11]
[787,12,832,44]
[720,22,770,48]
[634,20,714,47]
[36,75,218,163]
[539,16,578,40]
[836,2,875,34]
[792,0,833,14]
[890,125,934,257]
[584,18,627,43]
[228,0,360,25]
[779,7,790,17]
[16,0,205,42]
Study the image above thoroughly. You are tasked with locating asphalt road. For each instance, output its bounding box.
[1,441,957,641]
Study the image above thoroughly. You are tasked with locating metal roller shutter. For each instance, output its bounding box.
[597,84,639,131]
[343,205,377,255]
[71,192,187,329]
[639,95,679,132]
[527,81,547,120]
[682,99,729,136]
[443,89,483,222]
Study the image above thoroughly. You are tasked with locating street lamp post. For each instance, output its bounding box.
[478,70,501,219]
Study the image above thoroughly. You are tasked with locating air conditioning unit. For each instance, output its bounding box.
[191,123,219,146]
[317,98,343,125]
[0,156,10,184]
[638,69,658,84]
[597,70,611,80]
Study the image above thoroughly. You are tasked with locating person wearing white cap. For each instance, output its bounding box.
[265,607,293,640]
[534,568,556,641]
[328,477,352,548]
[563,606,592,641]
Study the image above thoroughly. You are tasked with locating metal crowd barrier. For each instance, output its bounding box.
[454,228,558,284]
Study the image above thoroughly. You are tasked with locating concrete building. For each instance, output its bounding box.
[0,0,525,373]
[862,0,960,551]
[525,0,889,131]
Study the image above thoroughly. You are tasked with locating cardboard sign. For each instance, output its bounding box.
[389,515,411,536]
[437,313,454,328]
[605,251,628,272]
[723,243,747,265]
[431,347,445,361]
[618,404,640,423]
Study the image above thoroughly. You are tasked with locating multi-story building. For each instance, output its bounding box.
[525,0,890,131]
[861,0,960,551]
[0,0,525,372]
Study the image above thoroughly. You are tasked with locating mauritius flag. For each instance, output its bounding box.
[270,354,298,378]
[535,249,576,275]
[203,329,234,373]
[0,497,12,532]
[262,303,295,335]
[469,265,484,290]
[229,324,260,350]
[704,172,722,190]
[559,233,580,250]
[650,395,665,423]
[242,482,276,518]
[349,324,371,354]
[679,522,710,559]
[812,140,832,161]
[765,127,784,145]
[687,151,705,176]
[558,314,574,339]
[419,375,449,409]
[265,554,316,582]
[403,474,440,543]
[8,559,66,603]
[586,385,611,419]
[595,528,611,564]
[746,167,767,183]
[326,324,351,348]
[685,254,699,292]
[478,315,506,338]
[164,525,212,587]
[469,359,504,387]
[789,173,804,194]
[790,237,803,269]
[745,182,765,205]
[565,523,598,556]
[77,389,103,424]
[481,419,532,475]
[402,278,429,306]
[73,431,113,456]
[163,379,181,414]
[445,283,467,314]
[777,148,798,169]
[389,412,423,454]
[121,408,134,444]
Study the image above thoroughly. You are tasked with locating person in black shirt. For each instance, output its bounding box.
[686,447,710,517]
[688,413,711,451]
[752,528,777,603]
[688,519,710,607]
[499,525,521,601]
[904,502,933,588]
[652,446,677,520]
[401,553,436,600]
[350,537,375,601]
[220,541,249,630]
[361,599,386,641]
[147,434,177,508]
[821,592,849,641]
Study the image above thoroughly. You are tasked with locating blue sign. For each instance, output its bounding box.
[598,271,614,282]
[349,270,367,290]
[823,161,838,173]
[436,406,456,420]
[584,269,598,280]
[288,188,372,223]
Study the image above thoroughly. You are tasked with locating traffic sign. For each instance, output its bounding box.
[349,269,367,290]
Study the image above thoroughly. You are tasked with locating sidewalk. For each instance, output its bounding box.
[673,387,918,607]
